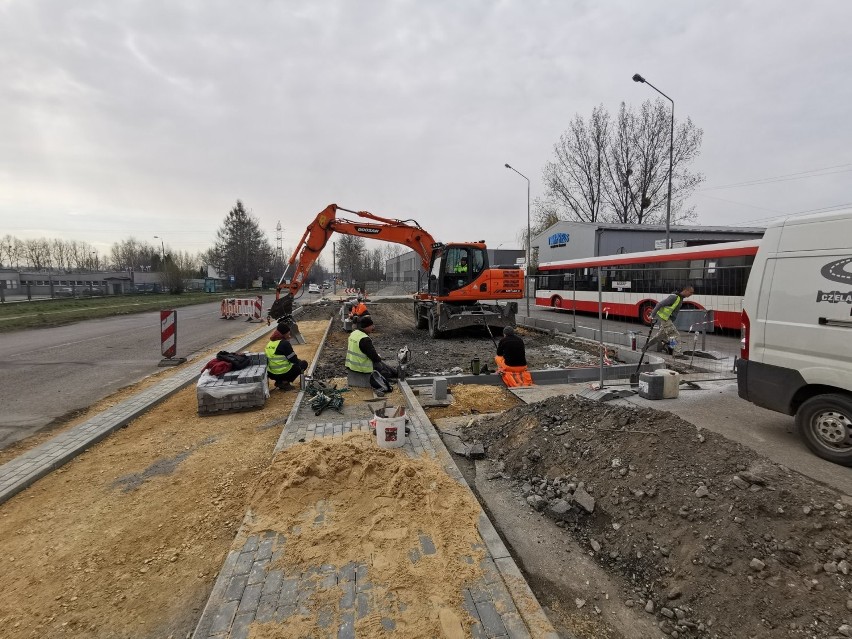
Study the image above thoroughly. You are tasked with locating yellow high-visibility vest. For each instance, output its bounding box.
[346,330,373,373]
[265,340,293,375]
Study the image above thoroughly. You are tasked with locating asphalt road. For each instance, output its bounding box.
[0,296,275,449]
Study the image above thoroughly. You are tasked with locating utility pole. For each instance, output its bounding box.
[333,241,337,295]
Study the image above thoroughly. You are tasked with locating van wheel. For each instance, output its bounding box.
[796,394,852,466]
[640,302,656,326]
[414,305,427,329]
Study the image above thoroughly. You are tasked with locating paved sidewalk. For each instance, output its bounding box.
[0,323,273,506]
[192,377,560,639]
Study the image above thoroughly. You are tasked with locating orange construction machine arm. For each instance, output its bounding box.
[277,204,437,296]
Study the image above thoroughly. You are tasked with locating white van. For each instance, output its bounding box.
[737,210,852,465]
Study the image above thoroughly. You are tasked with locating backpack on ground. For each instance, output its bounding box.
[216,351,251,370]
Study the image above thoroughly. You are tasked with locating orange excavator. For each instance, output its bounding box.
[269,204,524,341]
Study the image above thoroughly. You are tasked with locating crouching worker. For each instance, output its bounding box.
[345,316,398,388]
[495,326,533,387]
[266,322,308,390]
[349,298,369,321]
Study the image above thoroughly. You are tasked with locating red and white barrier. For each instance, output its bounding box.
[220,295,264,322]
[160,310,177,358]
[344,287,365,296]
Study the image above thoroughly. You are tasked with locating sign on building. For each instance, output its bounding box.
[548,232,570,248]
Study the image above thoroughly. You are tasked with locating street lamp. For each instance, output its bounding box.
[153,236,165,261]
[633,72,674,249]
[90,251,98,270]
[504,163,531,318]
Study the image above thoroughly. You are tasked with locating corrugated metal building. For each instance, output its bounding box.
[531,221,765,264]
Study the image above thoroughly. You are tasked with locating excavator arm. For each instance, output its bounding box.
[269,204,437,324]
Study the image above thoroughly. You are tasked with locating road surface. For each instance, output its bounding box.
[0,297,274,449]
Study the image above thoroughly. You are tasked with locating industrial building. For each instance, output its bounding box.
[530,220,765,264]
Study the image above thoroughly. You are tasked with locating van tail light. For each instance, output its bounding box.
[740,309,750,360]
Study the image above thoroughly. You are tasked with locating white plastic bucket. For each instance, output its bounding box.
[375,416,406,449]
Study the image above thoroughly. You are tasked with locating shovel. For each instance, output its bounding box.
[629,321,657,386]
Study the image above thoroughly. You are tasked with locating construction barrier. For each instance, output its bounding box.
[220,295,264,322]
[343,287,365,296]
[160,310,177,358]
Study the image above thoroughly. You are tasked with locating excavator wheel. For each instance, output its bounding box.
[414,305,428,330]
[427,311,444,339]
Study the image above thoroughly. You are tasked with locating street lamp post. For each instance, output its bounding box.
[153,236,166,261]
[632,73,674,249]
[504,163,531,318]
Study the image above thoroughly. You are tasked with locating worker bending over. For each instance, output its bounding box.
[349,299,369,321]
[650,285,694,358]
[345,316,398,388]
[495,326,533,387]
[266,322,309,390]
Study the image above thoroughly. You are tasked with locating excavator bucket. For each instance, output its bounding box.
[268,293,306,344]
[288,320,306,345]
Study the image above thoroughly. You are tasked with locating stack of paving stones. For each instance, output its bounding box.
[193,410,545,639]
[196,353,270,415]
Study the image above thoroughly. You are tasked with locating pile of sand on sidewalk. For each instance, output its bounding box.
[246,432,485,638]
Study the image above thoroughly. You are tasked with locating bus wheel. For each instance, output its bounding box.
[797,394,852,466]
[550,296,563,309]
[640,302,656,326]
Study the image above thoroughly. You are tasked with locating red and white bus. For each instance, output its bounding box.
[534,240,760,330]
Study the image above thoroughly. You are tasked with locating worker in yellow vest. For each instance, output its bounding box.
[346,316,398,387]
[650,285,695,358]
[265,322,308,390]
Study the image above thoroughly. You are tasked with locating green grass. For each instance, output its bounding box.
[0,291,265,333]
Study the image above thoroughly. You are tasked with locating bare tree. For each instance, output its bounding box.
[542,105,610,223]
[336,235,365,285]
[540,99,703,226]
[23,239,52,270]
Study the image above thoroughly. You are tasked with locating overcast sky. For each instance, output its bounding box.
[2,0,851,260]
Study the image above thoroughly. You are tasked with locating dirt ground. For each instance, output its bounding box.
[0,320,327,639]
[459,395,852,639]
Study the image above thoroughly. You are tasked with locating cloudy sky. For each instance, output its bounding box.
[2,0,851,259]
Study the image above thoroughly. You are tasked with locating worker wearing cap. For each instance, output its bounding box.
[453,256,469,273]
[346,316,398,386]
[265,322,308,390]
[650,285,695,358]
[349,300,369,321]
[495,326,533,387]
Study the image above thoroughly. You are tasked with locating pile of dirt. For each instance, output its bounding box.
[246,432,485,638]
[310,302,604,380]
[461,395,852,639]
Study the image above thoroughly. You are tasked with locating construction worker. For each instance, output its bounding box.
[495,326,533,387]
[454,256,469,273]
[650,285,695,358]
[265,322,308,390]
[348,298,369,321]
[345,316,398,387]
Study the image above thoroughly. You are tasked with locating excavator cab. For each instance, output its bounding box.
[428,244,488,296]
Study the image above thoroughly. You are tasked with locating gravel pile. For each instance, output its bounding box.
[463,395,852,639]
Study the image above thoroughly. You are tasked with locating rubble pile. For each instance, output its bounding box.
[464,395,852,639]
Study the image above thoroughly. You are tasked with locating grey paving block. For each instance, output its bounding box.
[475,599,508,638]
[224,574,249,602]
[261,569,284,596]
[356,592,371,619]
[419,533,437,555]
[209,600,239,635]
[247,559,269,585]
[233,551,255,576]
[337,610,355,639]
[500,611,532,639]
[339,580,355,609]
[237,582,263,614]
[229,612,254,639]
[255,593,278,623]
[469,580,492,603]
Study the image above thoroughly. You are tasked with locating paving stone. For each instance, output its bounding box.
[247,559,269,585]
[499,611,532,639]
[209,600,239,635]
[261,569,284,596]
[234,551,255,576]
[356,592,371,619]
[339,580,356,609]
[224,574,249,602]
[317,606,335,628]
[338,561,356,583]
[255,594,278,623]
[229,612,254,639]
[469,580,492,603]
[337,610,355,639]
[237,582,263,615]
[475,599,508,638]
[419,533,437,555]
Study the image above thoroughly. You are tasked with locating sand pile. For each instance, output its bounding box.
[246,432,485,638]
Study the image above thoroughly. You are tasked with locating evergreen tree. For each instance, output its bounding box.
[213,200,273,289]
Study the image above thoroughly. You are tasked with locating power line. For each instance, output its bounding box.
[729,201,852,226]
[702,162,852,191]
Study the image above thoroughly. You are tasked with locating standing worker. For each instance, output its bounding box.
[494,326,533,387]
[650,285,695,358]
[345,316,398,388]
[266,322,309,390]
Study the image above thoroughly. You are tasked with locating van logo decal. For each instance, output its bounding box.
[816,290,852,304]
[821,257,852,284]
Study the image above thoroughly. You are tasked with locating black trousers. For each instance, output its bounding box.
[268,360,307,384]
